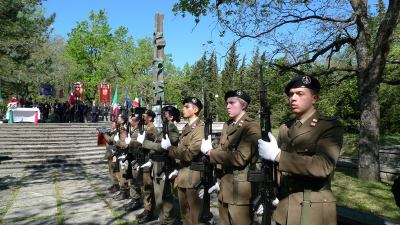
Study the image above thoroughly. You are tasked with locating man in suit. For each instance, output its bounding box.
[258,76,343,225]
[201,90,261,225]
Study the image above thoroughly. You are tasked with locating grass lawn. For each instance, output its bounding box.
[332,171,400,222]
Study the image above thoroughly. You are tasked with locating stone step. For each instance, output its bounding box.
[0,137,98,142]
[0,154,104,165]
[0,130,100,134]
[0,158,106,170]
[0,147,104,155]
[1,150,104,160]
[0,140,98,146]
[0,142,98,148]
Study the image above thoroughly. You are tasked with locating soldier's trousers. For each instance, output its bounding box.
[153,177,179,225]
[142,171,154,211]
[177,187,204,225]
[108,159,118,185]
[117,167,128,191]
[218,201,253,225]
[129,168,141,200]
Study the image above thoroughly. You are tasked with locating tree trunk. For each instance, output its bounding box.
[358,69,381,180]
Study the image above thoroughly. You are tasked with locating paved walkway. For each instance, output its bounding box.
[0,163,227,225]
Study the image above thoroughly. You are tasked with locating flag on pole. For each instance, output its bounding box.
[111,87,119,116]
[133,97,140,107]
[125,88,132,108]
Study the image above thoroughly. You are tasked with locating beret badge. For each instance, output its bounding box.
[302,76,311,85]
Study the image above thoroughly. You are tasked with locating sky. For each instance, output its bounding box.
[43,0,386,69]
[43,0,258,69]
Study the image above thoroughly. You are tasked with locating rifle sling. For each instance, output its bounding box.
[300,189,311,225]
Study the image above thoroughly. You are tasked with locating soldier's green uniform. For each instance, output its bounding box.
[209,113,260,225]
[257,75,344,225]
[141,122,158,214]
[274,111,343,225]
[105,128,119,192]
[142,120,180,225]
[168,118,204,225]
[112,125,130,200]
[126,126,142,208]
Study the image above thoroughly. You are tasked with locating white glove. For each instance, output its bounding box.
[140,160,152,168]
[113,134,119,142]
[136,131,145,144]
[161,174,166,181]
[256,205,263,215]
[161,134,172,150]
[258,132,281,161]
[120,159,129,170]
[168,169,178,179]
[208,182,220,194]
[272,197,279,206]
[201,135,212,155]
[125,137,131,145]
[198,188,205,199]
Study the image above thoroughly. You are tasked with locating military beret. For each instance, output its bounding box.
[162,105,181,122]
[144,109,156,119]
[183,97,203,112]
[133,107,146,115]
[224,90,251,104]
[285,75,321,96]
[117,113,128,123]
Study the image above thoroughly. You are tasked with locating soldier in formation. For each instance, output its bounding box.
[163,97,205,225]
[141,105,181,225]
[258,76,344,225]
[200,90,260,225]
[100,78,344,225]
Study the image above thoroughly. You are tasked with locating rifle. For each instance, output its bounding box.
[96,126,111,135]
[247,52,278,225]
[190,90,214,223]
[134,107,146,135]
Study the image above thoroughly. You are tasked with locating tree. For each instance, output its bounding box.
[66,10,155,105]
[0,0,54,99]
[219,43,239,121]
[173,0,400,181]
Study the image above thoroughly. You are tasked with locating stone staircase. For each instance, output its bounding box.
[0,122,110,173]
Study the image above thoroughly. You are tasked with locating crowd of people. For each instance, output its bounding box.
[100,76,345,225]
[3,96,115,123]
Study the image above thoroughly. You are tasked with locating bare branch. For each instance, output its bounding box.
[270,62,358,77]
[290,37,354,67]
[382,78,400,85]
[387,60,400,64]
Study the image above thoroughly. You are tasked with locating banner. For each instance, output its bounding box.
[99,82,111,104]
[111,87,119,116]
[39,83,55,95]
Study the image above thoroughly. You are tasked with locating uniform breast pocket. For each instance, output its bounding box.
[296,144,317,156]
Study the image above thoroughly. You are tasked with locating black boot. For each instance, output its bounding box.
[136,209,149,220]
[138,210,156,224]
[113,190,129,201]
[108,184,119,194]
[125,199,142,211]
